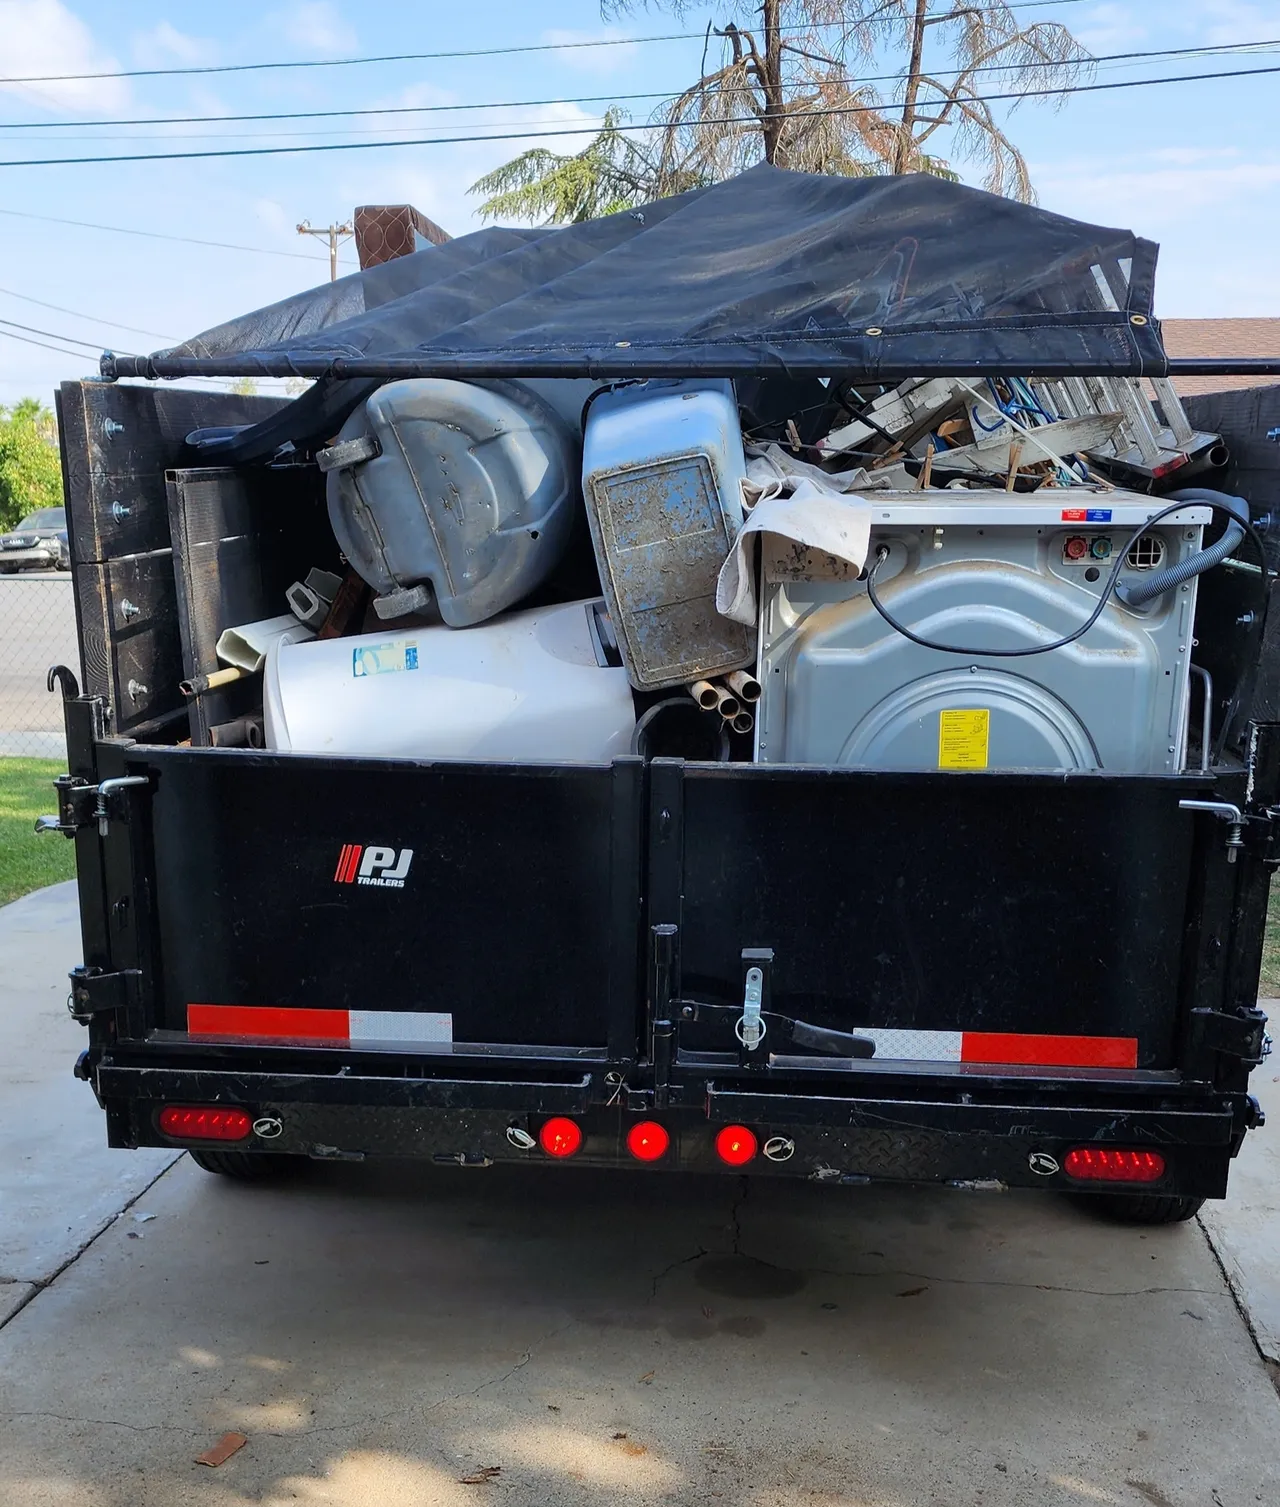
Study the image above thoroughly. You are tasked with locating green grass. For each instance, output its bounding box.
[0,757,76,906]
[1262,880,1280,999]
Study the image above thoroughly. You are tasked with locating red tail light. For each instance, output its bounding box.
[1063,1147,1166,1183]
[538,1117,583,1158]
[626,1120,670,1162]
[158,1106,252,1141]
[715,1125,758,1166]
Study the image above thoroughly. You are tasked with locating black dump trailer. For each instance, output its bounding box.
[42,168,1279,1222]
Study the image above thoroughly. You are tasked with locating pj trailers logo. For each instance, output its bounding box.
[334,844,414,888]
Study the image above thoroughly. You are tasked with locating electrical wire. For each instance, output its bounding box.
[0,315,136,354]
[0,327,101,360]
[864,497,1271,659]
[0,286,176,342]
[5,61,1275,169]
[2,36,1271,134]
[0,1,1107,85]
[0,206,327,261]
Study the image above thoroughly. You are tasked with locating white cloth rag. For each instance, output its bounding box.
[716,448,876,626]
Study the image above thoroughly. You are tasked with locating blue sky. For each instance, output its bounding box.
[1,0,1277,403]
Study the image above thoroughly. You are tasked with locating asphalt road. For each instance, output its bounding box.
[2,884,1279,1507]
[0,573,77,757]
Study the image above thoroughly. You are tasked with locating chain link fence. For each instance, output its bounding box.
[0,573,77,759]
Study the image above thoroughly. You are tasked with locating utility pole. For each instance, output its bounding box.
[296,219,353,281]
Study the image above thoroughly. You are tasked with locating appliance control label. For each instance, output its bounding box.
[938,708,990,769]
[352,639,419,677]
[1061,507,1113,522]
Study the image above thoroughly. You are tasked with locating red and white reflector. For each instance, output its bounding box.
[626,1121,670,1162]
[158,1105,252,1141]
[1063,1147,1166,1183]
[538,1117,583,1158]
[187,1004,452,1047]
[715,1125,758,1167]
[847,1028,1138,1070]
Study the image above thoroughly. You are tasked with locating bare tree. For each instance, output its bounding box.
[471,1,1090,223]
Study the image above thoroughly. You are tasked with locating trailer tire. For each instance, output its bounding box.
[187,1149,299,1180]
[1077,1192,1205,1225]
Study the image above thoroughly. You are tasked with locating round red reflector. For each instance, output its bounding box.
[626,1120,670,1162]
[538,1117,583,1158]
[1063,1147,1165,1183]
[715,1125,758,1167]
[157,1105,252,1141]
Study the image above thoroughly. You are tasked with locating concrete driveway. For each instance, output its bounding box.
[2,883,1279,1507]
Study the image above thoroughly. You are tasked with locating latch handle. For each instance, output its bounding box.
[1179,799,1245,862]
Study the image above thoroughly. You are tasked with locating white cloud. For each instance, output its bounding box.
[0,0,130,113]
[132,20,211,68]
[1035,155,1280,315]
[1072,3,1152,53]
[541,25,642,75]
[274,1,358,56]
[1200,0,1275,48]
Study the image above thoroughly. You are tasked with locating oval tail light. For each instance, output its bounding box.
[1063,1147,1165,1183]
[158,1105,252,1141]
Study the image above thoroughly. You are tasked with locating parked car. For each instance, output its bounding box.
[0,507,69,572]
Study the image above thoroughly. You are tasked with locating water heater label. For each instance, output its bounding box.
[352,639,419,677]
[938,708,990,769]
[1061,507,1112,522]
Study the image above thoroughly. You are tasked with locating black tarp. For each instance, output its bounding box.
[108,164,1165,388]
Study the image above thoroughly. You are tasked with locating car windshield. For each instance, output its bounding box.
[14,509,65,530]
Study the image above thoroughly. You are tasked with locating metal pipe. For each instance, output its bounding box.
[102,353,1280,383]
[730,709,754,735]
[1188,665,1213,774]
[726,669,761,703]
[688,679,721,711]
[180,665,250,697]
[714,688,741,720]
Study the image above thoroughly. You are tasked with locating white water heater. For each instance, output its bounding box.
[264,599,635,764]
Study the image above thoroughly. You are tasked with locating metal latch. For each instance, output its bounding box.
[34,774,97,837]
[737,948,773,1065]
[738,969,765,1051]
[36,774,149,838]
[1189,1005,1269,1065]
[67,965,141,1024]
[1179,800,1245,862]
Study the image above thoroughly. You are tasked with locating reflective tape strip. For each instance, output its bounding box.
[960,1032,1138,1069]
[852,1027,1137,1069]
[187,1004,453,1046]
[348,1010,452,1044]
[187,1005,348,1040]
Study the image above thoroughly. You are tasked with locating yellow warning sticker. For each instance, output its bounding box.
[938,708,990,769]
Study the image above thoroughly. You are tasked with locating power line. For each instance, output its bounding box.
[0,0,1104,85]
[3,60,1275,170]
[0,327,100,361]
[0,206,327,260]
[0,315,135,354]
[1,36,1270,136]
[0,285,175,340]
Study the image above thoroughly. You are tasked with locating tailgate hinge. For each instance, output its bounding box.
[68,965,142,1025]
[1188,1005,1270,1066]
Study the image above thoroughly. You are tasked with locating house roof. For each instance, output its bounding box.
[1161,318,1280,396]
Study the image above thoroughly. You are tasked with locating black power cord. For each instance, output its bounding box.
[863,495,1271,659]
